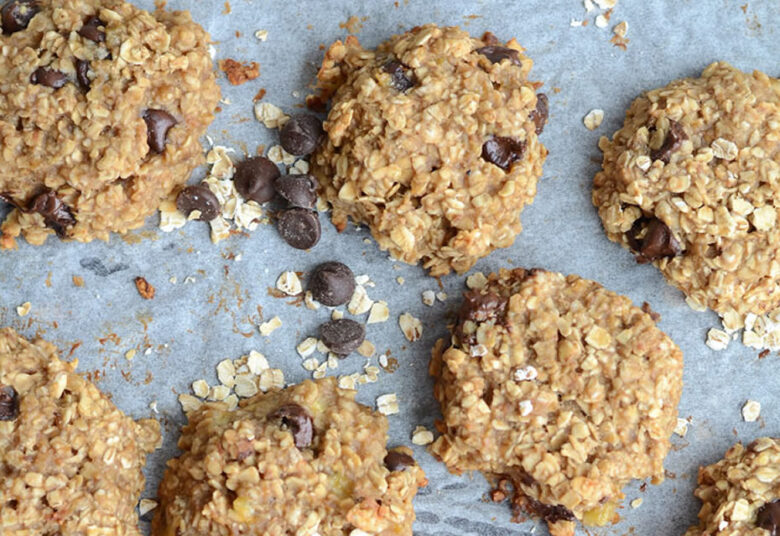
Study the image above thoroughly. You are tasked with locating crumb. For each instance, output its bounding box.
[134,277,156,300]
[583,109,605,130]
[255,29,268,41]
[222,1,231,14]
[253,88,266,102]
[339,15,365,34]
[16,302,31,316]
[219,59,260,86]
[742,400,761,422]
[399,313,423,342]
[72,275,85,287]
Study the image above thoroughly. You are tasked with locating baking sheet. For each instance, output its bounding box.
[2,1,779,534]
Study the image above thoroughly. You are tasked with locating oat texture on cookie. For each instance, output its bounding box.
[0,327,161,534]
[593,62,780,321]
[311,24,548,276]
[152,378,427,536]
[685,437,780,535]
[429,268,683,536]
[0,0,220,248]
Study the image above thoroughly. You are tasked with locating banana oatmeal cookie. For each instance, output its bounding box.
[0,0,220,248]
[152,378,427,536]
[311,24,548,276]
[685,437,780,535]
[593,62,780,322]
[0,327,161,534]
[429,268,683,536]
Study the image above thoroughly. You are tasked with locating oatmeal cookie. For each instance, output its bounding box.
[311,25,548,276]
[685,437,780,535]
[152,378,427,536]
[429,268,683,536]
[593,62,780,322]
[0,0,220,247]
[0,327,161,534]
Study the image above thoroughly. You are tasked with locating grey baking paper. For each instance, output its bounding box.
[1,1,779,534]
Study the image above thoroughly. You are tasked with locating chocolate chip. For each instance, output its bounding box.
[382,60,415,92]
[30,67,67,89]
[628,217,681,264]
[529,93,549,135]
[279,115,324,156]
[650,119,687,164]
[271,404,313,448]
[384,451,416,471]
[75,59,90,90]
[476,46,521,66]
[460,291,508,323]
[523,497,575,524]
[143,109,177,154]
[274,174,317,209]
[233,156,280,204]
[308,261,355,306]
[78,16,105,43]
[176,185,220,221]
[481,136,526,171]
[29,189,75,237]
[277,208,320,250]
[0,385,19,421]
[757,500,780,535]
[1,0,37,34]
[319,318,365,356]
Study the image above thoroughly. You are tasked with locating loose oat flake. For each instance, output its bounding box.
[584,109,605,130]
[742,400,761,422]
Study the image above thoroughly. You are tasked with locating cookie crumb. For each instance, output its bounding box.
[16,302,31,316]
[674,418,689,437]
[134,277,155,300]
[613,20,628,37]
[218,59,260,86]
[583,109,605,130]
[399,313,423,342]
[630,498,643,509]
[422,290,436,306]
[742,400,761,422]
[72,275,85,287]
[259,316,282,336]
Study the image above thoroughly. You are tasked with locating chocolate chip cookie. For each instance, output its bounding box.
[593,62,780,321]
[0,0,220,247]
[0,327,161,534]
[685,437,780,535]
[153,378,427,536]
[429,268,683,536]
[311,25,548,276]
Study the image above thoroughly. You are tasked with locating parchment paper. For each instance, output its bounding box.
[2,1,779,534]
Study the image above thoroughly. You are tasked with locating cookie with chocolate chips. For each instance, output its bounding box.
[430,268,683,536]
[311,24,548,276]
[0,0,220,248]
[153,378,427,536]
[593,62,780,322]
[685,437,780,536]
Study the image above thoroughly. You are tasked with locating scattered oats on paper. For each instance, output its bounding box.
[583,109,604,130]
[399,313,423,342]
[742,400,761,422]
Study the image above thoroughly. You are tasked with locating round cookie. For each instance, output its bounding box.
[685,438,780,535]
[429,268,683,536]
[593,62,780,322]
[0,327,161,534]
[152,378,427,536]
[0,0,220,248]
[311,24,548,276]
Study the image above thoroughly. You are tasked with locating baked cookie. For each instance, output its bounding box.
[0,327,161,534]
[685,437,780,535]
[0,0,220,247]
[153,378,427,536]
[311,24,548,276]
[593,62,780,323]
[429,268,683,536]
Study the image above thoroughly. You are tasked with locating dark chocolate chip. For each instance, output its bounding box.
[233,156,280,204]
[29,189,75,237]
[650,119,687,164]
[274,174,317,209]
[628,217,681,264]
[382,60,415,92]
[0,385,19,421]
[1,0,37,34]
[277,208,320,249]
[30,67,67,89]
[176,185,220,221]
[319,318,365,356]
[75,59,90,90]
[523,497,576,524]
[475,46,521,66]
[308,261,355,306]
[481,136,526,171]
[143,109,177,154]
[757,500,780,535]
[529,93,549,135]
[279,114,324,156]
[460,291,508,323]
[271,404,313,448]
[384,451,416,471]
[78,16,105,43]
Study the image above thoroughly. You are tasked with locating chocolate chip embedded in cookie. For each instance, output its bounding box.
[684,438,780,536]
[593,62,780,320]
[311,24,548,276]
[0,0,220,248]
[152,378,427,536]
[430,268,683,536]
[0,327,161,533]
